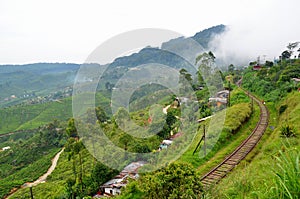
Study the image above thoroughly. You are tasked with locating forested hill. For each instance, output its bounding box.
[0,25,226,107]
[110,24,225,68]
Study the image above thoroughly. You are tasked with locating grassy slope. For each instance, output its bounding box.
[197,102,260,175]
[0,130,63,199]
[0,92,110,134]
[9,149,95,199]
[0,98,72,134]
[207,91,300,198]
[178,100,252,169]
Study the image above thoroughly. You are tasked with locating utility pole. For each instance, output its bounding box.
[203,125,206,156]
[193,124,206,156]
[228,81,231,107]
[251,97,254,112]
[30,186,34,199]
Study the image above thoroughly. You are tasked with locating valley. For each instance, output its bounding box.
[0,25,299,199]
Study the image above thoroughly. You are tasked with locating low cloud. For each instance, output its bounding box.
[209,0,300,67]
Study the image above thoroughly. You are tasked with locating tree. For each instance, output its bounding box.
[119,133,132,160]
[119,133,131,151]
[85,108,97,124]
[95,106,108,123]
[66,118,78,138]
[179,68,192,82]
[89,162,118,194]
[132,143,151,153]
[115,107,130,130]
[208,51,216,61]
[196,51,223,93]
[105,82,113,91]
[65,139,85,195]
[228,64,235,72]
[133,143,151,160]
[196,51,215,67]
[166,108,177,127]
[281,50,291,60]
[179,68,193,95]
[265,60,274,67]
[287,42,299,56]
[139,162,203,198]
[65,178,76,199]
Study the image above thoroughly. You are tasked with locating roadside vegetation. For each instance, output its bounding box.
[204,44,300,198]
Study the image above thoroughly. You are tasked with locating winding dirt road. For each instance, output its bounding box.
[23,148,64,187]
[5,148,64,198]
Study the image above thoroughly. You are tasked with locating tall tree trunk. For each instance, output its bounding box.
[79,152,83,191]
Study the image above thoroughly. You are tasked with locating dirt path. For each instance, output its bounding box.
[5,147,64,198]
[24,147,64,187]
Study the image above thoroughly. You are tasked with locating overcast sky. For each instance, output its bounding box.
[0,0,299,65]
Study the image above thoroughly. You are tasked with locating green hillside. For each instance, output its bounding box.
[0,92,111,134]
[0,98,72,134]
[0,124,66,199]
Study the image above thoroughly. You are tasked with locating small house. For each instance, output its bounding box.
[216,90,229,98]
[101,176,127,196]
[253,64,262,70]
[209,97,227,107]
[100,161,146,196]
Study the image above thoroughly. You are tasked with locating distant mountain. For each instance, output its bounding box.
[162,24,225,49]
[0,63,79,75]
[109,24,226,69]
[192,24,226,48]
[0,25,226,107]
[102,25,226,86]
[0,63,79,107]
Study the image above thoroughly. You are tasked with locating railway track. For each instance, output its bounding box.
[200,91,269,189]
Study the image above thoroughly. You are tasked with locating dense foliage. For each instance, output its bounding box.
[117,162,203,199]
[242,59,300,102]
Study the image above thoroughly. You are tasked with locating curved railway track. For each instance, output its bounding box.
[200,90,269,188]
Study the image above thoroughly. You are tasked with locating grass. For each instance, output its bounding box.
[271,147,300,198]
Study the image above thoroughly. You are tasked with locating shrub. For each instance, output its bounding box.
[280,124,296,138]
[279,105,288,115]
